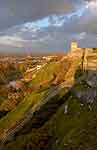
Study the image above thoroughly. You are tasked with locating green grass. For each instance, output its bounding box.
[0,61,62,134]
[3,92,96,150]
[31,60,71,87]
[0,88,48,135]
[3,127,50,150]
[0,60,70,137]
[2,60,97,150]
[48,95,90,150]
[2,79,97,150]
[46,92,97,150]
[0,96,6,103]
[31,62,58,84]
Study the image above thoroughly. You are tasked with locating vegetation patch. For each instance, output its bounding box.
[0,88,48,134]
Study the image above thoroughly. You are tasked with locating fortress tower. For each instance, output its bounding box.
[68,41,84,59]
[70,41,78,52]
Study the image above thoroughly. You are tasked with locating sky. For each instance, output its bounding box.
[0,0,97,53]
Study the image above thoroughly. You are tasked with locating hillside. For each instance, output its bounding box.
[0,57,75,145]
[1,48,97,150]
[2,68,97,150]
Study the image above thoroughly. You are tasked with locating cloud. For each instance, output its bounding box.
[0,0,75,30]
[0,35,27,47]
[73,32,87,40]
[0,0,97,53]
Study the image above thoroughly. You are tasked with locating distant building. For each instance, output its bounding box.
[42,56,52,61]
[42,56,58,62]
[37,65,42,71]
[26,55,33,60]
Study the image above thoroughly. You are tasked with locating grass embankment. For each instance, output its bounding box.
[1,58,84,149]
[32,62,58,84]
[49,95,95,150]
[31,59,71,87]
[0,88,48,135]
[3,92,97,150]
[3,68,97,150]
[2,87,69,150]
[0,60,70,137]
[47,68,97,150]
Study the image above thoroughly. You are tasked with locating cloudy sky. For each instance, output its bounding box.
[0,0,97,53]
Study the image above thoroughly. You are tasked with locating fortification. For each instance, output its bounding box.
[68,41,83,58]
[68,42,96,68]
[70,41,78,52]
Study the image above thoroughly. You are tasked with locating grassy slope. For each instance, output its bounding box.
[3,70,97,150]
[31,59,71,87]
[31,62,58,84]
[0,89,47,133]
[3,59,96,150]
[3,92,97,150]
[49,95,96,150]
[46,68,97,150]
[0,60,70,137]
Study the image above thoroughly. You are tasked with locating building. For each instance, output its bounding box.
[70,41,78,52]
[37,65,42,71]
[68,41,82,58]
[42,56,58,62]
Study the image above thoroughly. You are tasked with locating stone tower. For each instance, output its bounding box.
[70,41,78,52]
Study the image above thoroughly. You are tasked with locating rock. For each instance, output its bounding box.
[75,89,97,103]
[86,71,97,88]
